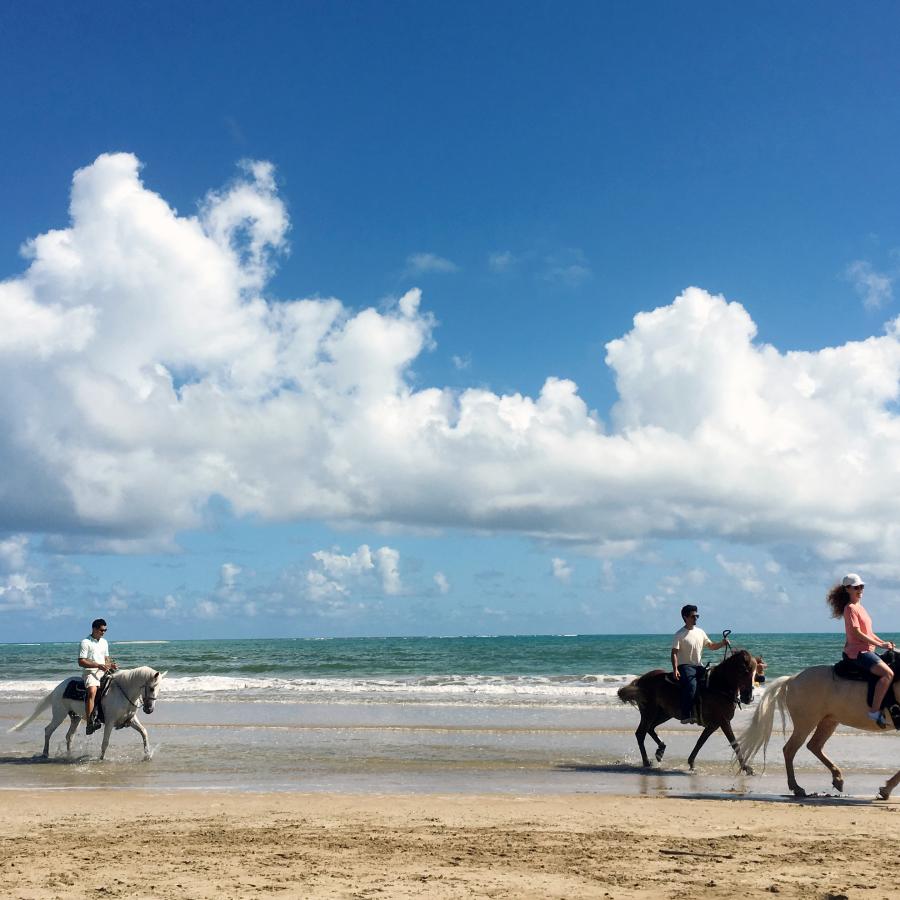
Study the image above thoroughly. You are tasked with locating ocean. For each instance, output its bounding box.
[1,632,898,798]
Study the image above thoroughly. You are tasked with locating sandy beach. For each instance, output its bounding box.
[2,790,899,899]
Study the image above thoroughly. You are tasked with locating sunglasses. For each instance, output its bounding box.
[850,585,865,591]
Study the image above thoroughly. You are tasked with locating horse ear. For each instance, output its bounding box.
[156,670,168,680]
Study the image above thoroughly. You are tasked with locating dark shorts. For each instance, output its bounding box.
[853,650,882,673]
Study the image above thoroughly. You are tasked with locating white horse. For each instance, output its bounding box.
[738,667,900,799]
[9,666,166,761]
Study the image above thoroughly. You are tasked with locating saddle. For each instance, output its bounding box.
[833,650,900,727]
[63,674,111,725]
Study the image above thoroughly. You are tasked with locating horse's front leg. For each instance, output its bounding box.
[721,720,754,776]
[805,718,842,792]
[99,723,113,761]
[128,717,151,759]
[878,769,900,800]
[687,725,716,770]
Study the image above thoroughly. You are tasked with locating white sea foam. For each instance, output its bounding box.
[0,673,637,706]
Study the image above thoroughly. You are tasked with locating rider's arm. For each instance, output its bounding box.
[79,657,108,672]
[105,655,118,671]
[670,647,680,676]
[847,624,894,649]
[706,638,729,651]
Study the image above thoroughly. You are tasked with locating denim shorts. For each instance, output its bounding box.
[854,650,882,673]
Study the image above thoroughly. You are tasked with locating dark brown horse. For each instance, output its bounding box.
[618,649,759,773]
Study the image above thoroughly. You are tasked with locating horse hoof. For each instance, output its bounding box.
[743,766,754,776]
[833,778,844,792]
[792,787,807,798]
[878,786,891,801]
[655,748,665,762]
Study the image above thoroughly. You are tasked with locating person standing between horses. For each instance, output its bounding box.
[671,604,730,724]
[828,573,896,728]
[78,618,117,734]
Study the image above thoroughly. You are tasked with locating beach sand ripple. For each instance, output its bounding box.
[2,791,899,899]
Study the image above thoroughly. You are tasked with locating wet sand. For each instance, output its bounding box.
[3,789,900,899]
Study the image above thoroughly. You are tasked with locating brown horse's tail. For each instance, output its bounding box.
[617,678,646,707]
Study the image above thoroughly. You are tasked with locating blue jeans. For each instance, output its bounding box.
[678,664,704,719]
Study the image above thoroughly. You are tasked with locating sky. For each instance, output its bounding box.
[3,1,900,641]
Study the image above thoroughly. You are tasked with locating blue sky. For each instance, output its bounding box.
[3,2,900,641]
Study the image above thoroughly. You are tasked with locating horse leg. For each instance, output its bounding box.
[805,718,843,792]
[720,720,754,775]
[128,717,151,759]
[878,769,900,800]
[687,725,717,770]
[99,723,113,761]
[646,723,667,763]
[64,715,80,755]
[782,722,817,798]
[634,707,654,767]
[42,708,68,758]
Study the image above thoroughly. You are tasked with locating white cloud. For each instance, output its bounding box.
[845,260,893,310]
[488,251,517,273]
[434,571,450,594]
[404,252,458,276]
[716,554,765,595]
[309,544,402,598]
[542,249,592,287]
[0,535,28,571]
[551,557,572,583]
[8,156,900,581]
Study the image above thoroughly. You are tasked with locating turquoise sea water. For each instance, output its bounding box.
[0,632,866,704]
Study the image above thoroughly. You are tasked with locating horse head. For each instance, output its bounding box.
[710,649,757,699]
[142,670,167,714]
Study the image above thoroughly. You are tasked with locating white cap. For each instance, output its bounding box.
[841,573,865,587]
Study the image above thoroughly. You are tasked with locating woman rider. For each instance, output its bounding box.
[827,573,896,728]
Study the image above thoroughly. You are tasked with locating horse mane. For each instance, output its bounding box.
[708,649,753,691]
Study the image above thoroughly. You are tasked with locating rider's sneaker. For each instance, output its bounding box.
[85,720,99,735]
[867,710,887,729]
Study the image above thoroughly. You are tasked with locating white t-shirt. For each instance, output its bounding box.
[79,635,109,669]
[671,626,709,666]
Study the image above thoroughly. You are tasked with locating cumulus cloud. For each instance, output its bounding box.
[845,260,893,310]
[404,252,458,276]
[551,557,572,583]
[310,544,402,598]
[434,571,450,594]
[7,155,900,581]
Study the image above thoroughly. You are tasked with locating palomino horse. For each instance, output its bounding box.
[739,666,900,798]
[618,649,759,773]
[9,666,166,761]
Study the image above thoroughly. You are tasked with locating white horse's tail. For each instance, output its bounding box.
[738,674,793,769]
[8,689,55,733]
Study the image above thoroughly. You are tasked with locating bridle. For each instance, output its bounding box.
[112,675,158,715]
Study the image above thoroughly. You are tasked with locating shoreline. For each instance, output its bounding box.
[3,789,898,899]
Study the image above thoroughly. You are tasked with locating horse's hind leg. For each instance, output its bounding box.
[42,709,68,758]
[806,718,842,792]
[64,714,80,755]
[783,721,818,797]
[634,708,654,767]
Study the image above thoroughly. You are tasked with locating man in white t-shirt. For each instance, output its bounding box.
[671,604,729,724]
[78,619,118,734]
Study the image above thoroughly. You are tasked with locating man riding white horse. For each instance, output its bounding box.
[78,618,118,734]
